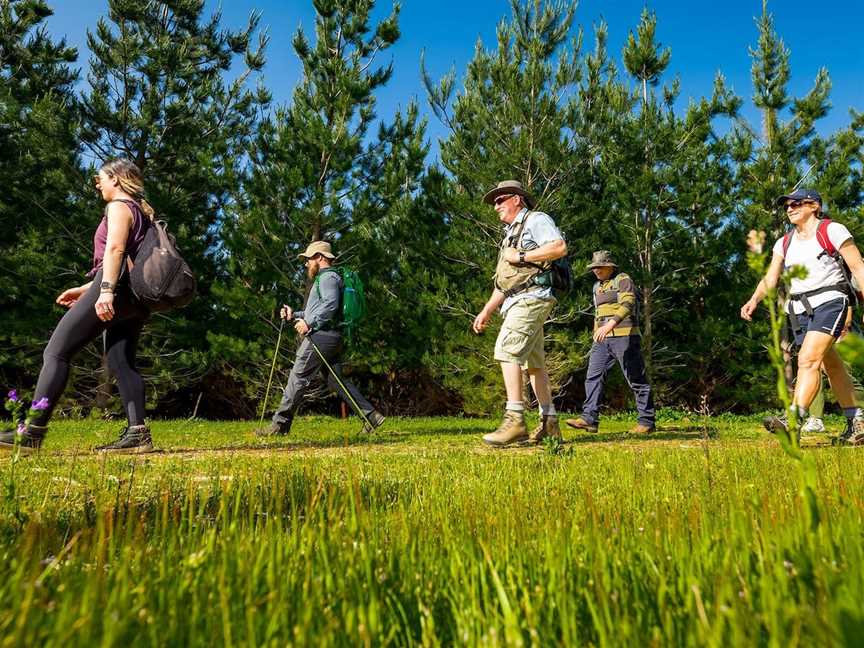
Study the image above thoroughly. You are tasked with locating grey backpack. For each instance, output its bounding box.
[129,219,196,312]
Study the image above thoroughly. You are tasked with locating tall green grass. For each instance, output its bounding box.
[1,416,863,646]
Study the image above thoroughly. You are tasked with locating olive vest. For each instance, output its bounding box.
[493,212,548,296]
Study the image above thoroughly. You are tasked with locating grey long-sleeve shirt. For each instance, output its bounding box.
[295,269,342,332]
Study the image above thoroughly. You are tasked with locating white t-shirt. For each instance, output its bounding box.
[771,222,853,314]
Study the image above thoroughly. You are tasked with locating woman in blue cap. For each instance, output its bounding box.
[740,188,864,445]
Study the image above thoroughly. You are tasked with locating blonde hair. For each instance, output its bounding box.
[100,158,155,219]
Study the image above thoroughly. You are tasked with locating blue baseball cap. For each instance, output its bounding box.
[775,188,822,206]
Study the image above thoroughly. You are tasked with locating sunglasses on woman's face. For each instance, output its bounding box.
[494,195,513,206]
[785,199,815,209]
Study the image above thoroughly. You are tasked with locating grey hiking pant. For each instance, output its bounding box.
[582,335,655,426]
[272,331,374,427]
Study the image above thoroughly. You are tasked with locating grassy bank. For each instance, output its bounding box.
[1,414,862,646]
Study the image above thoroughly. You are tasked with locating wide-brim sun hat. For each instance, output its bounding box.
[298,240,336,260]
[586,250,618,271]
[482,180,536,209]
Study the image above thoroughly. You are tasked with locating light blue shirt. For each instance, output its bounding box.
[500,208,564,314]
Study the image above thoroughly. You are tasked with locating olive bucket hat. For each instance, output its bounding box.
[482,180,536,209]
[586,250,618,272]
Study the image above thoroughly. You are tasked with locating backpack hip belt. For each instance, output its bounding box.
[787,283,849,334]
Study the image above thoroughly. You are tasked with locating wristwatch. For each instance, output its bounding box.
[100,281,115,293]
[519,251,526,264]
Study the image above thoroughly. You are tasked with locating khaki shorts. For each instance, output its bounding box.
[494,298,555,368]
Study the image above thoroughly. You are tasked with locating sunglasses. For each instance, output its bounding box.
[785,199,816,209]
[493,194,513,206]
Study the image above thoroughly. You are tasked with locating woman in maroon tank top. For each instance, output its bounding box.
[0,159,157,455]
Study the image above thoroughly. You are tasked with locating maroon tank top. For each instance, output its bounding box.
[88,199,151,277]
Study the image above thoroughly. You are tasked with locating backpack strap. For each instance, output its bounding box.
[781,230,793,258]
[314,267,341,300]
[782,219,835,259]
[815,218,836,256]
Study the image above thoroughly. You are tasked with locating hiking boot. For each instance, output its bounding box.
[801,416,825,433]
[833,416,864,446]
[483,411,528,447]
[630,423,655,435]
[762,412,801,444]
[255,421,291,437]
[95,424,154,454]
[0,424,46,455]
[362,410,386,433]
[526,415,562,445]
[762,414,789,435]
[565,417,598,433]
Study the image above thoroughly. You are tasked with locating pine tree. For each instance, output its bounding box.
[0,0,85,395]
[423,0,584,412]
[219,0,446,414]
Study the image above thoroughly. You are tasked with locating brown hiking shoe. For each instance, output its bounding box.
[483,411,528,447]
[630,423,655,435]
[527,415,562,445]
[565,417,598,433]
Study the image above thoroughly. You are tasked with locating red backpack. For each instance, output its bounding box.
[781,219,862,304]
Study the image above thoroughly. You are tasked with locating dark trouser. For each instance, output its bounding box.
[582,335,655,426]
[31,270,150,427]
[272,331,374,428]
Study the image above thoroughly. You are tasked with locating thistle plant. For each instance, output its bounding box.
[746,230,821,530]
[4,390,49,434]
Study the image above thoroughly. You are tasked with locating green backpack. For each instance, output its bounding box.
[315,268,366,342]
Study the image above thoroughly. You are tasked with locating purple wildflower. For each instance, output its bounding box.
[17,423,26,435]
[31,397,50,411]
[7,390,17,402]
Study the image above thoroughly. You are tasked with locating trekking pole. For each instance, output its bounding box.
[307,336,374,430]
[791,163,817,192]
[258,318,285,430]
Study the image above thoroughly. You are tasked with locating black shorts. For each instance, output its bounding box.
[788,297,849,347]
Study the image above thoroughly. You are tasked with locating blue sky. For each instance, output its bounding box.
[48,0,863,160]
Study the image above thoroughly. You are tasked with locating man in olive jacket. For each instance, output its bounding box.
[567,251,655,434]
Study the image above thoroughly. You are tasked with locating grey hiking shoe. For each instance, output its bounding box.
[833,416,864,446]
[95,424,154,454]
[362,411,385,434]
[255,421,291,437]
[801,416,825,433]
[762,412,801,444]
[762,414,788,434]
[0,424,46,455]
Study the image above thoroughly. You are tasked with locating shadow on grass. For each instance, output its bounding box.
[563,426,720,445]
[143,426,496,455]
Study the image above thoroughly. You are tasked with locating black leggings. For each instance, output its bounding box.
[31,272,149,427]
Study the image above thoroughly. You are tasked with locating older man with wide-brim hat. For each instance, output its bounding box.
[585,250,618,272]
[482,180,537,210]
[565,249,655,435]
[256,240,385,437]
[472,179,568,447]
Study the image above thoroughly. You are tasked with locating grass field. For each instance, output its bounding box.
[1,412,863,646]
